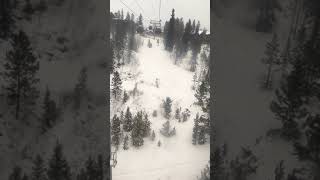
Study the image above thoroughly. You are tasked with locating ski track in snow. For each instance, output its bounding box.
[112,37,209,180]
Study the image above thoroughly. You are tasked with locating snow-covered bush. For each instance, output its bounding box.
[160,121,176,137]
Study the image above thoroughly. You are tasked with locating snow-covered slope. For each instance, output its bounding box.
[112,37,209,180]
[213,13,302,179]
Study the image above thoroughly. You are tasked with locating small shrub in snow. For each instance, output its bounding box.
[152,110,157,117]
[175,107,181,121]
[182,108,191,122]
[123,135,129,150]
[155,78,160,88]
[160,121,176,137]
[147,39,152,48]
[151,130,156,141]
[123,90,129,103]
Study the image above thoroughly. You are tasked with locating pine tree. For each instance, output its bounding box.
[96,155,103,180]
[261,33,280,89]
[85,156,97,180]
[111,115,121,147]
[47,142,71,180]
[175,107,181,121]
[9,166,23,180]
[151,130,156,141]
[163,97,172,119]
[123,90,129,103]
[160,120,175,137]
[192,114,199,145]
[165,9,175,51]
[76,169,87,180]
[2,31,40,120]
[35,0,47,13]
[23,0,34,20]
[143,114,151,137]
[74,67,88,110]
[198,126,206,144]
[212,148,224,180]
[111,71,122,99]
[42,87,58,132]
[294,114,320,165]
[131,111,144,147]
[123,135,129,150]
[22,175,29,180]
[158,140,161,147]
[123,107,133,132]
[274,160,285,180]
[0,0,15,39]
[31,154,47,180]
[270,71,307,140]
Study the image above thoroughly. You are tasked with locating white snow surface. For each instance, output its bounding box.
[111,37,209,180]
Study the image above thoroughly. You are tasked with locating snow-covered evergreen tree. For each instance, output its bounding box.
[123,107,133,132]
[31,155,47,180]
[111,115,121,147]
[42,87,59,132]
[47,142,71,180]
[74,67,88,110]
[192,114,199,145]
[2,31,40,120]
[261,33,280,89]
[123,135,129,150]
[163,97,173,119]
[111,71,122,99]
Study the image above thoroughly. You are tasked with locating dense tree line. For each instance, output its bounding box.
[7,142,105,180]
[269,0,320,179]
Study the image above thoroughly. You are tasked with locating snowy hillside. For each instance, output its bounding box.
[111,36,210,180]
[0,0,108,179]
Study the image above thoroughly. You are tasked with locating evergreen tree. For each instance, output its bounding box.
[0,0,15,39]
[31,155,47,180]
[22,175,28,180]
[163,97,172,119]
[294,114,320,165]
[160,120,175,137]
[274,160,285,180]
[123,107,133,132]
[261,33,280,89]
[123,90,129,103]
[175,107,181,121]
[35,0,47,13]
[76,169,87,180]
[270,71,307,140]
[131,111,144,147]
[96,155,103,180]
[74,67,88,110]
[212,148,224,180]
[85,156,98,180]
[2,31,40,120]
[42,87,59,132]
[123,135,129,150]
[143,114,151,137]
[158,140,161,147]
[151,130,156,141]
[111,115,121,147]
[9,166,23,180]
[198,126,207,144]
[111,71,122,99]
[230,147,259,180]
[165,9,175,51]
[47,142,71,180]
[23,0,34,20]
[192,114,199,145]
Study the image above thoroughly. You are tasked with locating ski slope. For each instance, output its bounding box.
[112,37,209,180]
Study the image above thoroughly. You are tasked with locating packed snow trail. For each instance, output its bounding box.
[112,37,209,180]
